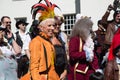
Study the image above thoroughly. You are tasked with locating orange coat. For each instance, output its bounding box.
[29,36,60,80]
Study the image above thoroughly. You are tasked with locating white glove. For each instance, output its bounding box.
[96,69,104,75]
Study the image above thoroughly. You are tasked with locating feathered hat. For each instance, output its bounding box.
[108,28,120,61]
[31,0,61,22]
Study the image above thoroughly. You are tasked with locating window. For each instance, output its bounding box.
[63,14,76,36]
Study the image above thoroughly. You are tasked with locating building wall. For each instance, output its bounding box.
[81,0,114,31]
[0,0,75,32]
[0,0,114,32]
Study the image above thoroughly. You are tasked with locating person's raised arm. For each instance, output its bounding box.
[6,31,21,55]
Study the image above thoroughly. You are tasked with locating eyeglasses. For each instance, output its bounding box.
[4,22,11,24]
[55,23,62,26]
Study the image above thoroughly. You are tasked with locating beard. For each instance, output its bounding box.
[6,25,11,30]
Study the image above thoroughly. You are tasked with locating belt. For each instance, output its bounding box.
[16,54,27,59]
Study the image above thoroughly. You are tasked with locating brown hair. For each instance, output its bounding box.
[1,16,10,22]
[70,17,93,41]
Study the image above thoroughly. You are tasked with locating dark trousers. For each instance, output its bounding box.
[16,55,29,78]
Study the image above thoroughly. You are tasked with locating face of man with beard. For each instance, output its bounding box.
[1,17,11,30]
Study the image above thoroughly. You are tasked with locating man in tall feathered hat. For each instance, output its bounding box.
[29,0,61,80]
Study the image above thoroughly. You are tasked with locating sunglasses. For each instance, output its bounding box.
[4,22,11,24]
[55,23,62,26]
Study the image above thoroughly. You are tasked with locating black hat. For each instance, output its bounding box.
[113,11,120,19]
[16,20,29,29]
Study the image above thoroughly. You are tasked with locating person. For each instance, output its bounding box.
[98,4,114,30]
[94,4,120,69]
[29,20,40,39]
[104,28,120,80]
[50,16,68,80]
[0,16,11,30]
[14,20,31,78]
[95,4,114,57]
[100,11,120,67]
[67,17,99,80]
[105,10,120,46]
[0,16,21,54]
[0,27,18,80]
[94,20,111,69]
[95,4,114,53]
[54,16,69,61]
[15,20,30,58]
[29,0,60,80]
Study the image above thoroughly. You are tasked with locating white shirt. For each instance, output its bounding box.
[14,30,31,55]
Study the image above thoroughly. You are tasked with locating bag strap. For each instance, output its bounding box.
[74,38,82,80]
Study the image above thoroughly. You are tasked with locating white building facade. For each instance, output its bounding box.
[0,0,114,34]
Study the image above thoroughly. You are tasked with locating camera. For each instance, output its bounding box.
[4,28,10,35]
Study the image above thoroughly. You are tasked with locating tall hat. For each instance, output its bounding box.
[108,28,120,61]
[31,0,61,22]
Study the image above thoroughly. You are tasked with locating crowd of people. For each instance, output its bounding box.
[1,0,120,80]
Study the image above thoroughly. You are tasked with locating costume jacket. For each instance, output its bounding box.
[101,11,110,29]
[68,36,99,80]
[104,59,119,80]
[29,33,60,80]
[105,21,117,45]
